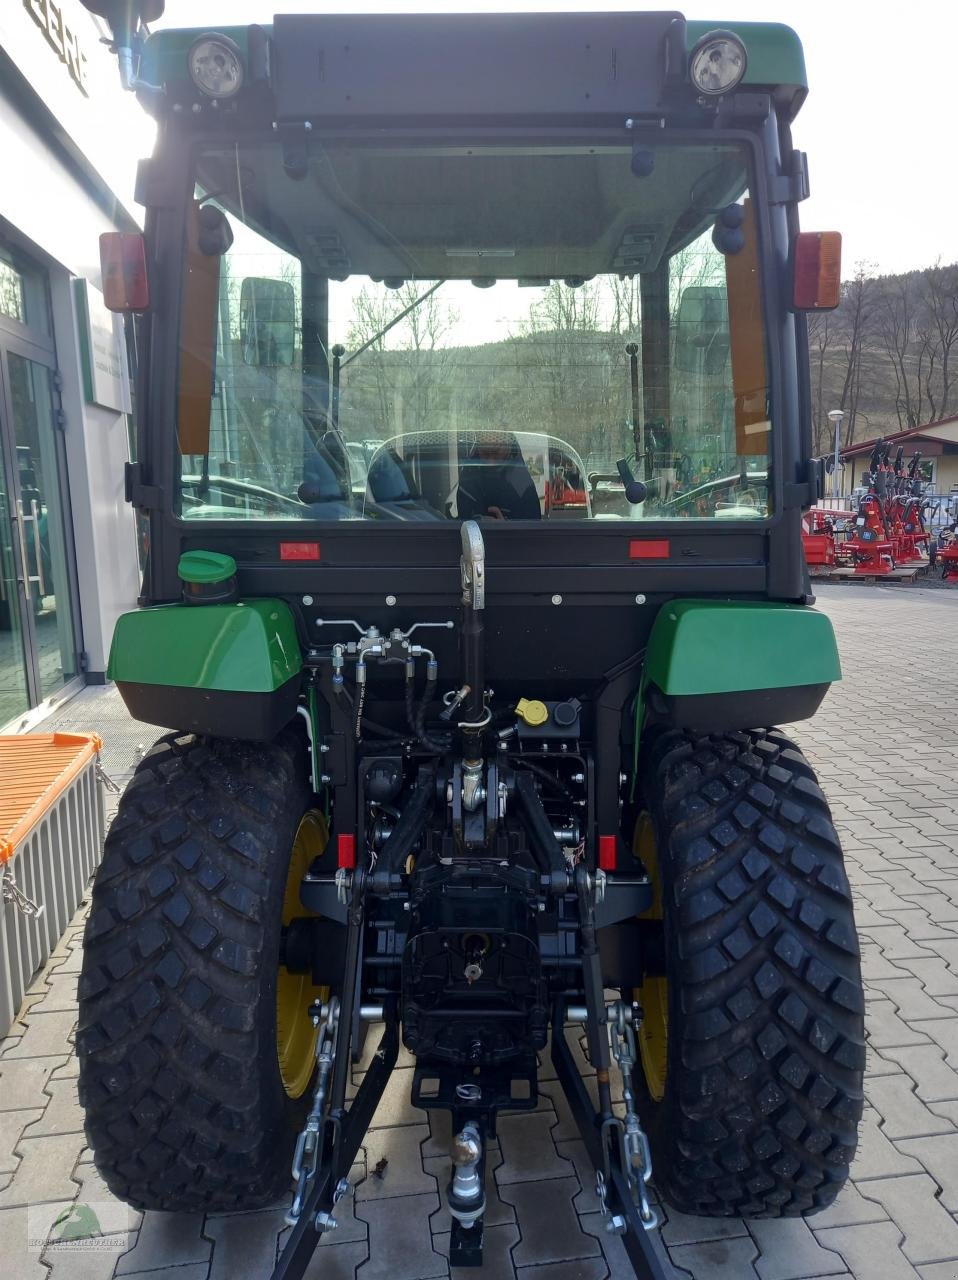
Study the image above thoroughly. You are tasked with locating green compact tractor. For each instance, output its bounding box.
[78,6,863,1277]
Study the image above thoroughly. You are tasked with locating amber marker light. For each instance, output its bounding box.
[99,233,149,312]
[793,232,842,311]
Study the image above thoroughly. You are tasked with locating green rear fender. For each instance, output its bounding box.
[643,600,841,732]
[108,600,303,740]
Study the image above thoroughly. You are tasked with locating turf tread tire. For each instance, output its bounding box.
[77,730,315,1213]
[636,727,865,1218]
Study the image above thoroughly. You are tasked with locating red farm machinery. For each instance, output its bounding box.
[802,443,931,577]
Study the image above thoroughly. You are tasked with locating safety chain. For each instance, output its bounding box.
[607,1001,659,1230]
[96,760,122,795]
[1,866,44,919]
[287,996,341,1227]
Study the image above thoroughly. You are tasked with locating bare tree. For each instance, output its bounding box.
[806,310,832,454]
[918,262,958,419]
[342,283,459,437]
[877,272,925,429]
[836,265,877,441]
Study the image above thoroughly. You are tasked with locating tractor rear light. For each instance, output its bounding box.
[280,541,321,561]
[337,834,356,870]
[629,539,670,559]
[188,34,245,98]
[689,30,747,96]
[99,233,149,312]
[598,835,617,871]
[793,232,842,310]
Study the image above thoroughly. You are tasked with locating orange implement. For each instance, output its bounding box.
[0,733,102,866]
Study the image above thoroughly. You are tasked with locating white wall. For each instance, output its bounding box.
[0,34,147,677]
[0,0,154,222]
[50,269,141,677]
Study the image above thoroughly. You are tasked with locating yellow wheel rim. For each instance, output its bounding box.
[634,812,669,1103]
[276,811,330,1099]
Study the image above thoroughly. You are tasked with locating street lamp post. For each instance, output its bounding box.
[827,409,845,501]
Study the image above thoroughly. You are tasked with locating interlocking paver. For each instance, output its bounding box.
[355,1191,444,1279]
[814,1218,922,1278]
[303,1240,367,1279]
[895,1133,958,1212]
[851,1107,925,1180]
[354,1124,436,1200]
[810,1182,890,1230]
[0,1108,44,1172]
[862,999,932,1049]
[0,1201,72,1279]
[0,1055,64,1109]
[500,1176,602,1268]
[0,1009,77,1060]
[867,1072,956,1138]
[660,1209,748,1247]
[45,1239,142,1280]
[877,1046,958,1103]
[22,1076,85,1138]
[747,1218,847,1280]
[869,979,958,1024]
[668,1236,761,1280]
[114,1211,211,1274]
[856,1175,958,1267]
[0,1132,86,1208]
[496,1110,574,1183]
[908,1018,958,1070]
[205,1206,289,1280]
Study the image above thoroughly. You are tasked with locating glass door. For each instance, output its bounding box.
[0,451,31,726]
[0,238,79,724]
[5,352,78,701]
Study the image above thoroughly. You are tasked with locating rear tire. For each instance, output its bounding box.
[77,730,322,1213]
[633,728,864,1217]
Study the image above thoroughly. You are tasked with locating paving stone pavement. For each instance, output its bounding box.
[2,583,958,1280]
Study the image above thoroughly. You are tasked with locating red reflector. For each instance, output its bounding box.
[599,835,617,871]
[337,834,356,870]
[629,539,670,560]
[793,231,842,311]
[280,541,321,561]
[99,233,149,312]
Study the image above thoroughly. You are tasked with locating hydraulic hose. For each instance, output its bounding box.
[508,758,576,805]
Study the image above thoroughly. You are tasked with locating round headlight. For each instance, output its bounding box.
[689,30,747,96]
[188,34,244,98]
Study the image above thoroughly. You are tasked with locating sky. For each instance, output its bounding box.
[141,0,958,278]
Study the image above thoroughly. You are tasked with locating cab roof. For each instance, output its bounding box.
[141,13,808,123]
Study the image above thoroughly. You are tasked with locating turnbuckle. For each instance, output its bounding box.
[287,997,341,1226]
[2,866,43,920]
[606,1001,658,1231]
[96,760,122,795]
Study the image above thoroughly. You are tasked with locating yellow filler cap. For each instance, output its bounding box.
[516,698,549,727]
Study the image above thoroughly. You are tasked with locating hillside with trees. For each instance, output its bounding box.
[808,262,958,453]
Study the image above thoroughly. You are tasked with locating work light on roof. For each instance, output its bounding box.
[188,34,244,98]
[689,30,747,96]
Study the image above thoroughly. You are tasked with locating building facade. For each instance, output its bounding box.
[841,417,958,498]
[0,0,149,731]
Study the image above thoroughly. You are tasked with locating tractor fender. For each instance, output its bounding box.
[642,599,841,732]
[108,599,303,739]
